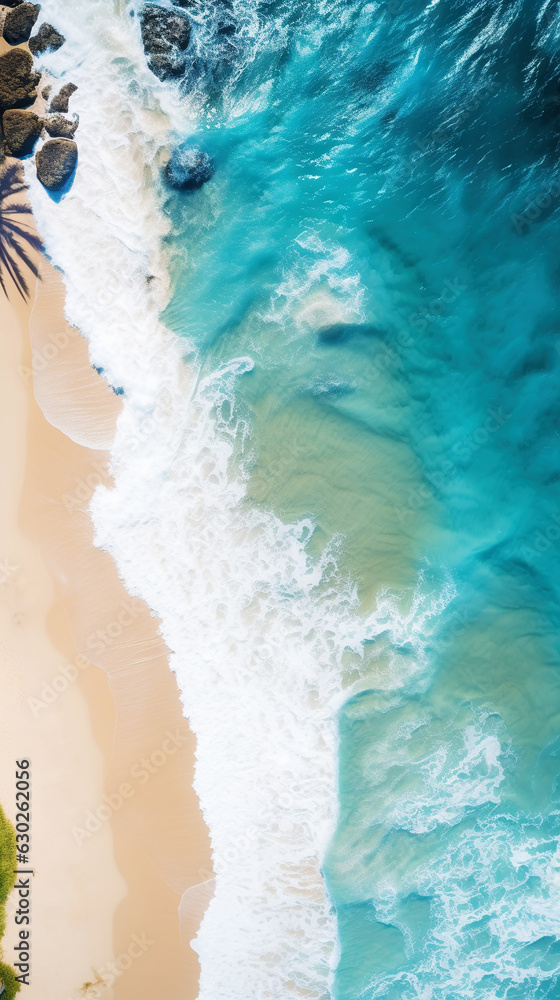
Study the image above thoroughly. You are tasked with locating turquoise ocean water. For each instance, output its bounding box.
[161,0,560,995]
[30,0,560,994]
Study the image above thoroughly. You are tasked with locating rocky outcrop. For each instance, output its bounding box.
[139,4,191,80]
[0,11,77,194]
[0,49,40,109]
[2,108,41,155]
[43,113,78,139]
[165,146,214,190]
[29,22,65,56]
[49,82,77,113]
[36,138,77,190]
[3,2,40,46]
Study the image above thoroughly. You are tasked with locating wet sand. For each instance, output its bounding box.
[0,217,211,998]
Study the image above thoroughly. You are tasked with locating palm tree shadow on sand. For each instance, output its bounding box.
[0,160,43,301]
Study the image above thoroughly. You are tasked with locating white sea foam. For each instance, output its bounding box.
[347,707,560,1000]
[366,817,560,1000]
[26,2,452,997]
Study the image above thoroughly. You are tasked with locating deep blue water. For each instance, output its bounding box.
[160,0,560,995]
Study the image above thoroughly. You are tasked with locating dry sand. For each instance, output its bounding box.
[0,209,211,999]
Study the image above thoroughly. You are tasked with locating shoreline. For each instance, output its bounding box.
[0,264,121,998]
[0,181,211,998]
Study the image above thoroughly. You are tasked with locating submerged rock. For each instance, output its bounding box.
[36,137,77,190]
[0,49,40,109]
[3,108,41,155]
[139,3,191,80]
[164,146,214,190]
[43,113,78,139]
[49,82,77,113]
[3,2,40,46]
[29,22,65,56]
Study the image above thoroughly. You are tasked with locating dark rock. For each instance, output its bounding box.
[164,146,214,191]
[139,3,191,80]
[3,3,41,46]
[42,112,78,139]
[41,84,51,99]
[29,22,65,56]
[43,112,78,138]
[36,137,77,190]
[2,1,25,7]
[3,108,41,155]
[0,49,40,109]
[49,82,77,113]
[145,49,186,79]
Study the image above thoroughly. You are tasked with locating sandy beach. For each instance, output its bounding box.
[0,196,211,998]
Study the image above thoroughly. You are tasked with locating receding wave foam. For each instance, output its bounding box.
[92,353,451,998]
[26,2,453,996]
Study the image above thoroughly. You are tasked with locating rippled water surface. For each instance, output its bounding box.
[32,0,560,995]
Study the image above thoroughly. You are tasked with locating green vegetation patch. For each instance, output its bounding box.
[0,803,19,998]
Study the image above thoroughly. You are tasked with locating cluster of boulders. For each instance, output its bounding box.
[139,2,215,192]
[1,0,65,52]
[0,1,78,191]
